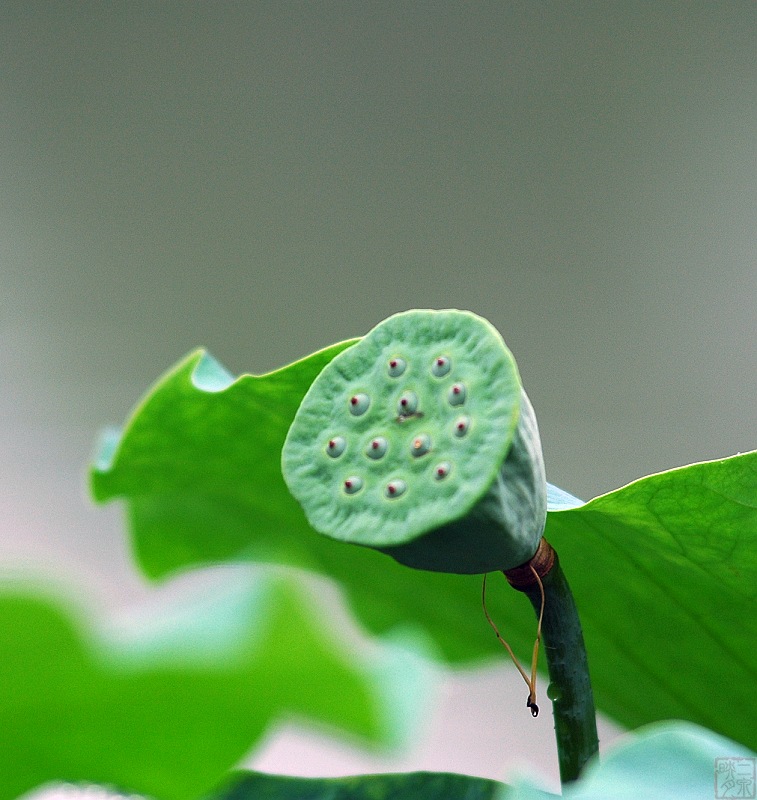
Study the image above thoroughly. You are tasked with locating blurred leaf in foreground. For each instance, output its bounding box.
[211,770,501,800]
[506,720,756,800]
[0,571,426,800]
[210,721,756,800]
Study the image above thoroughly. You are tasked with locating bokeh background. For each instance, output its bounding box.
[2,2,755,793]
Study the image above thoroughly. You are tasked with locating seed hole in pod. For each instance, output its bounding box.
[397,391,419,416]
[432,356,451,377]
[349,393,370,416]
[343,476,364,495]
[448,382,466,406]
[410,433,431,457]
[453,416,471,437]
[387,357,406,377]
[366,437,388,459]
[326,436,346,458]
[434,462,451,480]
[385,479,407,498]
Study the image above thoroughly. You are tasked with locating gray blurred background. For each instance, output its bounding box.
[1,2,755,792]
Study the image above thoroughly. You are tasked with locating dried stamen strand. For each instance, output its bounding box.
[482,569,546,717]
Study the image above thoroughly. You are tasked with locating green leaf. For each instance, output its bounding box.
[92,343,357,573]
[90,345,757,750]
[0,573,424,800]
[209,770,503,800]
[546,454,757,752]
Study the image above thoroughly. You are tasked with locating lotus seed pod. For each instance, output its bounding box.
[282,309,547,574]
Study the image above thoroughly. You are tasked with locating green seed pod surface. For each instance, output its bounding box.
[282,309,547,574]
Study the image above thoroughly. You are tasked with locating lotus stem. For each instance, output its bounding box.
[505,538,599,784]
